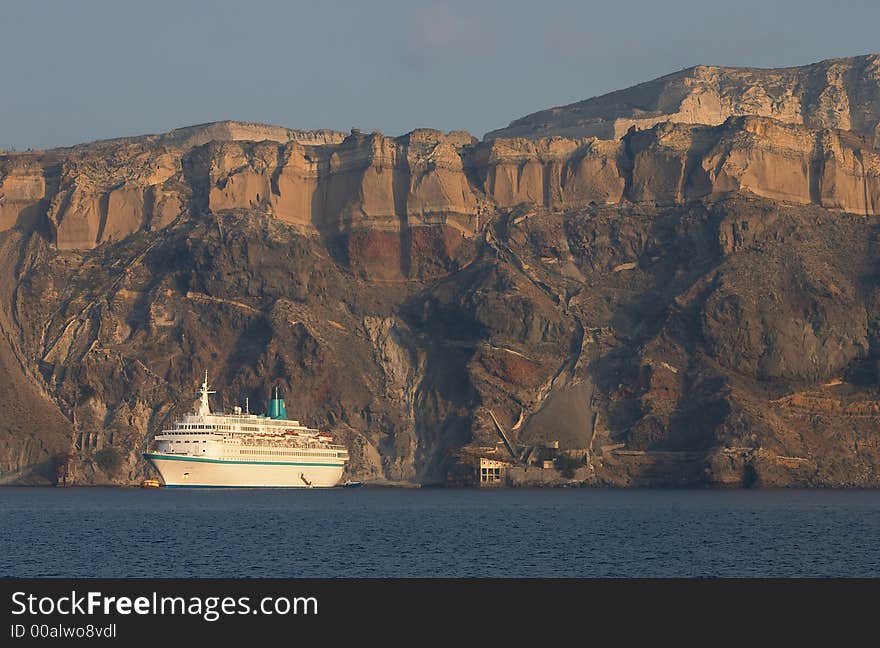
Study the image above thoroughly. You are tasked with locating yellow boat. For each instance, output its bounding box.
[140,478,161,488]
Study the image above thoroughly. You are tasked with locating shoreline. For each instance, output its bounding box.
[2,482,879,490]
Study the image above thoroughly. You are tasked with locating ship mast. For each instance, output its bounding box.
[197,370,215,417]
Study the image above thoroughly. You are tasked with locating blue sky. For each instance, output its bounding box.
[1,0,878,149]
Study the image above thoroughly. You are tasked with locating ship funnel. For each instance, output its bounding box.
[268,386,288,420]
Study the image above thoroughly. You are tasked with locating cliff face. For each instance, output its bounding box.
[4,117,878,255]
[3,56,880,487]
[486,54,880,146]
[476,118,879,214]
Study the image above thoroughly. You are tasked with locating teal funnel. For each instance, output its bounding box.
[268,387,288,420]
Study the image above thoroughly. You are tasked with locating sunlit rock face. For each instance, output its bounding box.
[4,56,880,488]
[486,54,880,146]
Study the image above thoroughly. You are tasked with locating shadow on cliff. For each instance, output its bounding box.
[399,264,487,480]
[587,202,728,448]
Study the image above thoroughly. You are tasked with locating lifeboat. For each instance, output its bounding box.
[140,479,161,489]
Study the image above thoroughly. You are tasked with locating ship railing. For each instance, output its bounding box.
[234,438,341,448]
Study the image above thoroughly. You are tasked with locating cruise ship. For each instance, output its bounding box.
[144,373,349,488]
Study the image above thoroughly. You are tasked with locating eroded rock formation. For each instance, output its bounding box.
[3,55,880,487]
[486,54,880,146]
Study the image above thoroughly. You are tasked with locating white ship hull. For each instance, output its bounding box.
[146,453,345,488]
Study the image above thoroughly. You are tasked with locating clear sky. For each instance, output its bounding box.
[2,0,878,150]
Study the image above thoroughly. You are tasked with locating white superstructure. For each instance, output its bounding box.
[145,373,348,488]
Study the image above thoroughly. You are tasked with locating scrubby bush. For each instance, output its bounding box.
[95,446,123,476]
[555,454,584,479]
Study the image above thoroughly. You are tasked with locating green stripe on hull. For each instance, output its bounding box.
[144,453,345,467]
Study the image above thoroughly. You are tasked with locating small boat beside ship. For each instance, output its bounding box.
[144,373,349,488]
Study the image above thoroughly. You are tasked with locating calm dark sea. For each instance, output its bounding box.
[2,487,879,577]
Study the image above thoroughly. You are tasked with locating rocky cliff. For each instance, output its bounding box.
[486,54,880,147]
[4,117,878,252]
[3,56,880,487]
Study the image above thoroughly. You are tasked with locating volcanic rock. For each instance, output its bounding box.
[3,56,880,487]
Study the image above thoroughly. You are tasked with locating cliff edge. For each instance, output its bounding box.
[2,57,880,487]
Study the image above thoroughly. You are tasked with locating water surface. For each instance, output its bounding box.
[2,488,878,577]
